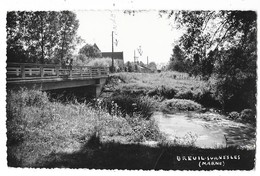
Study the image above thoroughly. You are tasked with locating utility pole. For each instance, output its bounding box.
[112,31,114,73]
[147,56,149,66]
[134,50,136,63]
[134,50,138,63]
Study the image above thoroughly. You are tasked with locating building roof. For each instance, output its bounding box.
[93,43,100,51]
[101,52,124,60]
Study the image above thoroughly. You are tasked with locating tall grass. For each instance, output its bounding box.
[102,94,158,119]
[6,88,164,167]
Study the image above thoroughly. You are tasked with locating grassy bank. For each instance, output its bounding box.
[106,72,256,123]
[105,72,220,114]
[6,89,164,167]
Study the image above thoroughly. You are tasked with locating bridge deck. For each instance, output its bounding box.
[6,63,109,92]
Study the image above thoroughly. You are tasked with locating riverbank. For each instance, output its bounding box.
[6,88,164,167]
[6,72,256,169]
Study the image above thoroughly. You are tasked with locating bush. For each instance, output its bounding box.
[160,98,202,113]
[6,89,50,145]
[228,111,240,120]
[239,109,255,123]
[103,94,156,119]
[175,90,194,100]
[148,86,177,99]
[7,88,49,108]
[125,115,165,142]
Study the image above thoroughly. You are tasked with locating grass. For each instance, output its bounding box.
[108,72,220,109]
[6,88,164,167]
[102,94,158,119]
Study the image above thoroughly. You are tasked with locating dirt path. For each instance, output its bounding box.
[153,112,255,149]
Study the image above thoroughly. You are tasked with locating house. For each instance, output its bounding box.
[101,52,124,70]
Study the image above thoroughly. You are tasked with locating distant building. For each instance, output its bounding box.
[101,52,124,71]
[101,52,124,61]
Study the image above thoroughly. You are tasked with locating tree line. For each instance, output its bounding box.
[7,11,80,65]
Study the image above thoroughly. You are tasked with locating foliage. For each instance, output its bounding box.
[213,38,256,112]
[164,10,257,112]
[103,94,156,119]
[228,111,240,120]
[148,62,157,72]
[240,109,255,123]
[6,89,164,166]
[168,45,189,72]
[160,98,202,113]
[73,54,89,66]
[78,43,102,58]
[125,61,135,72]
[6,11,79,64]
[111,72,219,109]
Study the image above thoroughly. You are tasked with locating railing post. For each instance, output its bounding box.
[21,65,25,78]
[98,67,101,77]
[80,67,83,76]
[55,66,60,77]
[106,67,109,76]
[16,68,19,76]
[89,67,92,78]
[40,65,44,78]
[69,67,73,78]
[29,68,32,76]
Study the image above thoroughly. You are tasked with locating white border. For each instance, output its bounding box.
[0,0,259,176]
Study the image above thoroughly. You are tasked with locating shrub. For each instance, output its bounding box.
[6,89,51,146]
[239,109,255,123]
[161,98,202,113]
[148,86,177,99]
[125,115,165,142]
[104,94,156,119]
[175,90,194,100]
[7,88,49,108]
[195,89,221,109]
[228,111,240,120]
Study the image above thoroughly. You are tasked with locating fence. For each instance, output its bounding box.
[6,63,109,80]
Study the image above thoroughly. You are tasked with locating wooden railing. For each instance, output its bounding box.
[6,63,109,81]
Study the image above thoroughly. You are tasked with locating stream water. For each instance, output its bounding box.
[153,112,256,149]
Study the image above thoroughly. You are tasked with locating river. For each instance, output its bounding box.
[152,112,256,149]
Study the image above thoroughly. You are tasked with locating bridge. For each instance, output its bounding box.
[6,63,109,97]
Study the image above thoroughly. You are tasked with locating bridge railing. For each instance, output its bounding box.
[6,63,109,80]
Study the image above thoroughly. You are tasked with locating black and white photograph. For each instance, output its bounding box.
[0,0,259,174]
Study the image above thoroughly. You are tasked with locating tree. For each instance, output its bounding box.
[78,43,102,58]
[125,61,134,72]
[148,62,157,72]
[168,45,188,72]
[56,11,79,64]
[166,10,257,112]
[6,11,79,64]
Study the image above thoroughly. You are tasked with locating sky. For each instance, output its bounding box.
[75,10,184,65]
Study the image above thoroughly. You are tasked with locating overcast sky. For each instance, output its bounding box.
[75,10,183,65]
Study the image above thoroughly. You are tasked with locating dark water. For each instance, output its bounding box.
[153,112,256,149]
